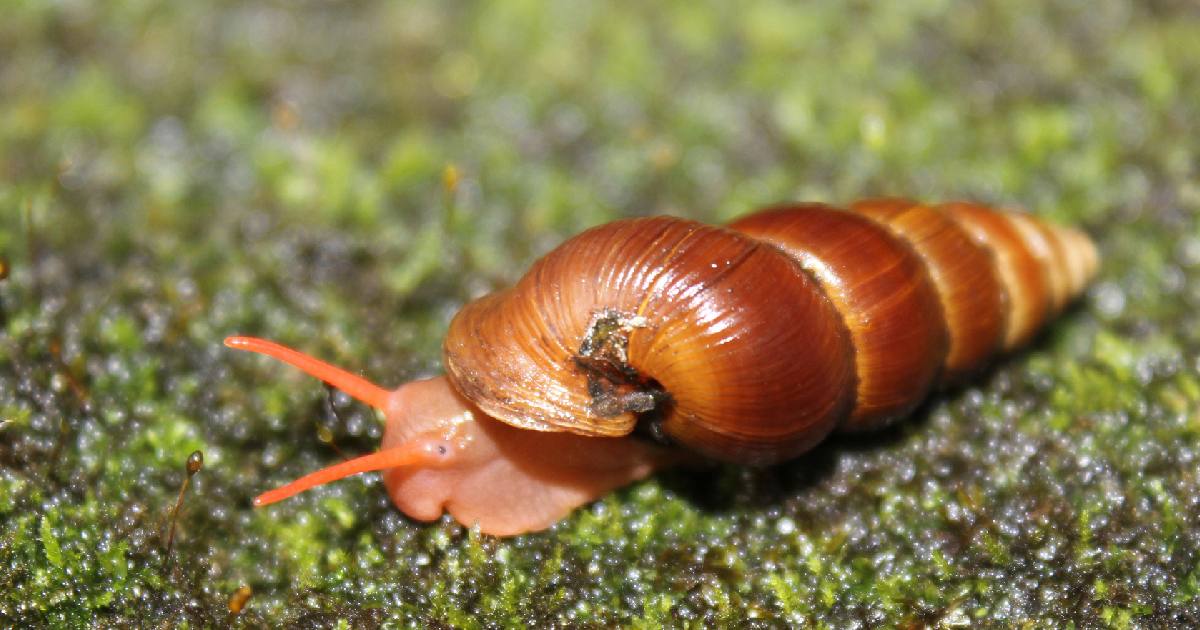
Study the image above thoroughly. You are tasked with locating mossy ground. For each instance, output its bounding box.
[3,1,1200,627]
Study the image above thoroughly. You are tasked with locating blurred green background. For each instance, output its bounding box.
[2,0,1200,626]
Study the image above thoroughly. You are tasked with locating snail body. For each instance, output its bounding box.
[227,198,1098,535]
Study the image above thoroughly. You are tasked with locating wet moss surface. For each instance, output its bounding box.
[3,1,1200,627]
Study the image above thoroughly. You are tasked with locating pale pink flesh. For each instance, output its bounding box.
[225,336,680,536]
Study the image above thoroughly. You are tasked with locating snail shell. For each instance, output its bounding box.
[228,197,1099,535]
[443,198,1098,465]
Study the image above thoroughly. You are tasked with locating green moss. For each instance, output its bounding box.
[2,0,1200,626]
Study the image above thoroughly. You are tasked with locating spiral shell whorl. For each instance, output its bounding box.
[443,201,1098,464]
[728,203,951,432]
[444,217,857,464]
[850,199,1006,384]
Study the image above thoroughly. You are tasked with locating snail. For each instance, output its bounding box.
[227,198,1099,536]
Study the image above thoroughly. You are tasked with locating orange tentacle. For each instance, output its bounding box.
[225,336,391,409]
[253,439,451,506]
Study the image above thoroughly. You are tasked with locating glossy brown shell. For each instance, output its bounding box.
[442,199,1099,465]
